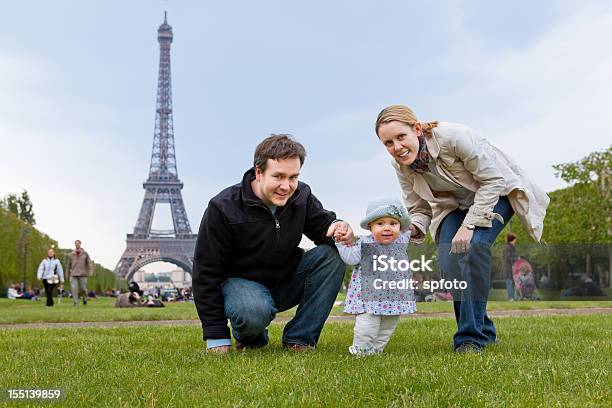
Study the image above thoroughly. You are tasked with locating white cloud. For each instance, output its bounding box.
[445,5,612,191]
[0,53,144,269]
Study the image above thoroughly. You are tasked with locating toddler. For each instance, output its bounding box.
[335,197,416,355]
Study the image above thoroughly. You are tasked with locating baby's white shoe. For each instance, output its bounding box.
[348,345,381,356]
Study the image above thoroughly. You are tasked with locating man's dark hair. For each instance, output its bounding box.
[253,134,306,172]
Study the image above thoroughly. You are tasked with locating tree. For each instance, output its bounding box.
[0,190,36,225]
[553,145,611,237]
[0,207,55,289]
[1,194,20,218]
[17,190,36,225]
[489,147,612,291]
[551,146,612,289]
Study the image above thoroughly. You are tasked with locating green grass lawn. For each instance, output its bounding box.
[1,314,610,407]
[0,297,198,324]
[1,297,611,324]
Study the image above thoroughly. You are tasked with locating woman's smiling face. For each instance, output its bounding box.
[377,121,422,166]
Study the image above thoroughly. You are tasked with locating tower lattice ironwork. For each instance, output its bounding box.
[115,13,196,280]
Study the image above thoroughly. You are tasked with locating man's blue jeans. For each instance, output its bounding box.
[437,196,514,350]
[222,245,345,347]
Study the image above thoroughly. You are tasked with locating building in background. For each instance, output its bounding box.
[132,268,192,290]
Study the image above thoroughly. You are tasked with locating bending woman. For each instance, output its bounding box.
[375,105,549,352]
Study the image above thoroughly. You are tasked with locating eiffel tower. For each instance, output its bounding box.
[115,12,197,281]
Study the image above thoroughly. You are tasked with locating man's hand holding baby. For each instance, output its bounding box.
[326,221,354,245]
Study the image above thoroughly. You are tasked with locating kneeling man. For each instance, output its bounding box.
[193,134,353,353]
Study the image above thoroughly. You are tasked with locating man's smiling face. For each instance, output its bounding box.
[253,157,301,207]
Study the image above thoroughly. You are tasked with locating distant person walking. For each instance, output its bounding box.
[67,240,93,306]
[37,249,65,307]
[502,233,518,301]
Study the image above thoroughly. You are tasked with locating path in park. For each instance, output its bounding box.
[1,307,610,330]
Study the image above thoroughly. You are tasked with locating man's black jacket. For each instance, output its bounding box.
[193,168,337,340]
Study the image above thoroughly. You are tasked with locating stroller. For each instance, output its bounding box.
[512,258,538,300]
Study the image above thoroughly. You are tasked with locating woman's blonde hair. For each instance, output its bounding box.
[375,105,438,136]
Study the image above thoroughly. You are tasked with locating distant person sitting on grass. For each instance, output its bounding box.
[193,135,353,354]
[12,286,37,300]
[562,274,607,297]
[7,285,18,299]
[114,291,144,308]
[145,296,165,308]
[579,273,605,296]
[115,282,145,308]
[336,198,416,355]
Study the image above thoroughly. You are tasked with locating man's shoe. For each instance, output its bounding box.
[235,341,265,351]
[454,342,483,353]
[283,342,312,352]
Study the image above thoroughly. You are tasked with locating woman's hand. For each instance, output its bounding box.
[450,225,474,253]
[409,225,422,239]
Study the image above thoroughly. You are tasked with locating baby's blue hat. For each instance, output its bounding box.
[360,197,411,231]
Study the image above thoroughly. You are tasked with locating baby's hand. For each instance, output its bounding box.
[326,221,354,245]
[334,226,347,240]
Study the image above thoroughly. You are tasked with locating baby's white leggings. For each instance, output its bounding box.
[349,313,400,355]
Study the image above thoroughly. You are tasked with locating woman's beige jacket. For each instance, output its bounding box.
[392,122,549,243]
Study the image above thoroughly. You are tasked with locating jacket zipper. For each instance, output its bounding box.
[274,218,280,242]
[245,202,281,242]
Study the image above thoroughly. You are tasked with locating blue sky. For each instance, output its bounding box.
[1,1,611,269]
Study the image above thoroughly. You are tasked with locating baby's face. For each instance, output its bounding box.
[369,216,401,244]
